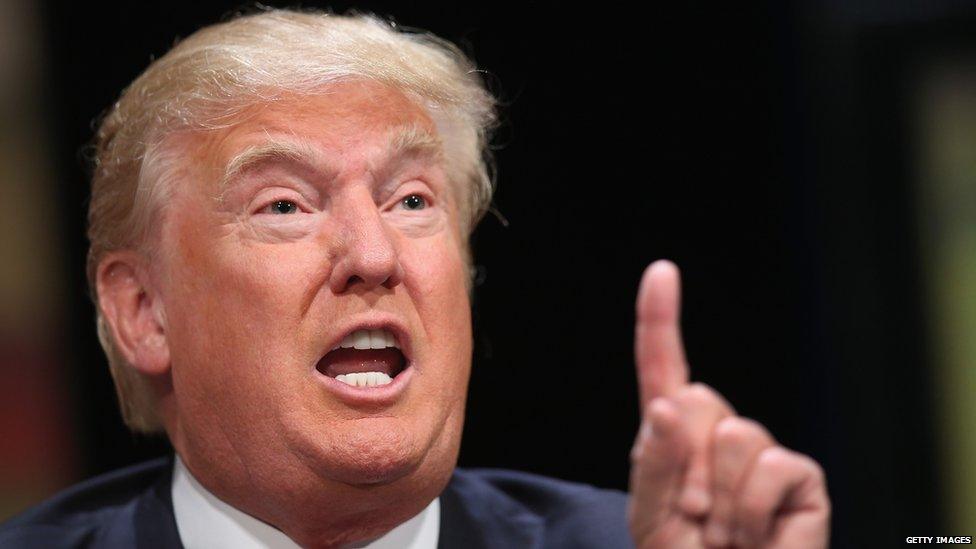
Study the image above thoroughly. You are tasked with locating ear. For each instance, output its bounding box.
[96,251,170,376]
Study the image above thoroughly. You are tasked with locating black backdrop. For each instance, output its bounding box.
[36,0,971,545]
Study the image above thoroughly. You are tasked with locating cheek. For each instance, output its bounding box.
[405,229,468,307]
[167,206,317,314]
[402,233,472,373]
[160,215,325,389]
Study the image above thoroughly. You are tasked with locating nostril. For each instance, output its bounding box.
[330,247,402,293]
[382,271,401,289]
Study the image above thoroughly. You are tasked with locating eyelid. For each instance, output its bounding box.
[251,193,312,215]
[387,181,435,209]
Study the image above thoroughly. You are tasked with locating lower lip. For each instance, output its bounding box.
[314,363,414,406]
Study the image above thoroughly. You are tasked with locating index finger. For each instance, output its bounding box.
[635,260,690,408]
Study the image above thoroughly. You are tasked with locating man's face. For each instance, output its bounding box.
[153,80,472,513]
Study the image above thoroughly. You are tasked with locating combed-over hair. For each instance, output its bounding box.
[87,9,497,432]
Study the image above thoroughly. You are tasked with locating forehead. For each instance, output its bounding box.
[191,80,443,182]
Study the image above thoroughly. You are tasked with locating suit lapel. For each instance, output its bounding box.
[133,456,184,549]
[438,470,543,549]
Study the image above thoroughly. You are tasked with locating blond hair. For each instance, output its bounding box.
[87,9,497,432]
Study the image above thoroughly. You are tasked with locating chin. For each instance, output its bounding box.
[286,417,436,487]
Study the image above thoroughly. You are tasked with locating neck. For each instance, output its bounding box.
[172,455,443,549]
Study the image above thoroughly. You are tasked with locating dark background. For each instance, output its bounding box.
[27,0,976,545]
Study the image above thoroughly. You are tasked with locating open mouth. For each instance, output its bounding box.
[315,328,408,388]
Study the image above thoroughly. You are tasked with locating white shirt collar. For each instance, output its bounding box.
[171,456,440,549]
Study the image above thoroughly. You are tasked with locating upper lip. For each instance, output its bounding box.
[320,314,413,364]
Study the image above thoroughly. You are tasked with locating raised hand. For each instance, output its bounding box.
[628,261,830,548]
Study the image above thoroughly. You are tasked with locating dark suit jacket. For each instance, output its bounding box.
[0,457,634,548]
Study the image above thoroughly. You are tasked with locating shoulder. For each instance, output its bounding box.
[443,468,633,549]
[0,457,176,548]
[451,468,629,520]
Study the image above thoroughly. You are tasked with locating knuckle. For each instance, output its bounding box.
[738,416,770,436]
[713,416,755,446]
[799,453,827,485]
[756,445,826,483]
[712,418,746,448]
[810,459,827,485]
[678,382,734,415]
[676,382,716,408]
[687,382,716,401]
[756,445,794,473]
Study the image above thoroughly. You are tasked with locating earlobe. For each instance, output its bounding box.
[96,252,171,376]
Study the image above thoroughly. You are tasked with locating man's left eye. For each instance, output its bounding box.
[401,194,427,210]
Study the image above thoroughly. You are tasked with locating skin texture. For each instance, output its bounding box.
[97,80,472,548]
[95,80,832,548]
[628,261,831,548]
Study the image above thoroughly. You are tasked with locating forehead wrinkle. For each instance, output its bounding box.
[215,123,446,204]
[217,135,325,197]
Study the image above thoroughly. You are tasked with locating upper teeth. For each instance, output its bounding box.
[333,329,398,351]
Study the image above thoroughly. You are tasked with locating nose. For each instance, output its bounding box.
[328,190,404,294]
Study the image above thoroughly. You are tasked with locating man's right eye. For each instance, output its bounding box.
[267,200,298,215]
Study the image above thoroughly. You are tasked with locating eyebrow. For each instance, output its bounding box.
[218,136,321,192]
[218,124,444,192]
[387,124,443,162]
